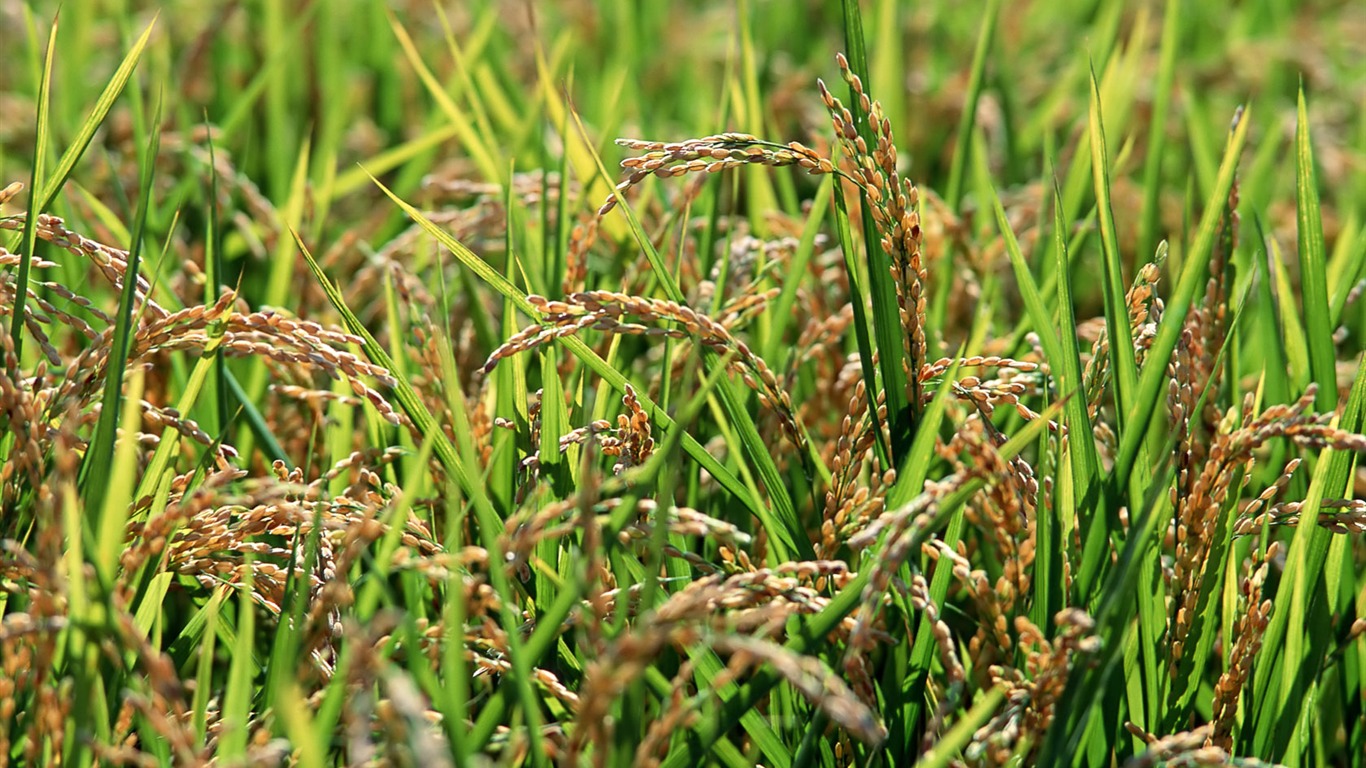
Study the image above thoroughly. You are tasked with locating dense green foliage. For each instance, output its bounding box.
[1,1,1364,765]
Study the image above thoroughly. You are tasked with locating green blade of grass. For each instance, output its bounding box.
[63,369,147,765]
[839,0,914,459]
[928,0,1001,366]
[1036,464,1174,764]
[1087,65,1140,445]
[943,0,1001,210]
[1109,107,1250,501]
[10,12,58,365]
[976,134,1094,633]
[1246,89,1354,759]
[915,686,1007,768]
[1250,215,1293,410]
[80,98,161,552]
[537,341,573,611]
[1138,0,1183,260]
[295,229,493,519]
[364,171,783,554]
[189,586,228,746]
[663,402,1059,768]
[736,0,779,234]
[263,514,322,733]
[274,680,325,768]
[1161,283,1256,730]
[200,131,228,443]
[35,17,157,216]
[830,177,891,466]
[216,3,322,141]
[434,5,504,163]
[1292,88,1338,412]
[223,371,289,464]
[387,10,501,185]
[11,11,157,363]
[564,105,809,560]
[1253,370,1362,756]
[882,358,967,752]
[1078,66,1147,629]
[762,173,832,365]
[1045,277,1252,760]
[1048,174,1108,625]
[295,232,550,766]
[217,563,257,761]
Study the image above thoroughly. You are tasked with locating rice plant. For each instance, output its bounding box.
[1,1,1364,765]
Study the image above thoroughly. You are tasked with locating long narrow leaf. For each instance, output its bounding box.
[10,14,58,363]
[839,0,913,458]
[1110,108,1250,493]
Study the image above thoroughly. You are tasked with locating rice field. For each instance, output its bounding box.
[1,0,1365,765]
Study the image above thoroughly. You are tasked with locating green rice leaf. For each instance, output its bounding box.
[839,0,914,459]
[9,14,58,364]
[1109,107,1250,500]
